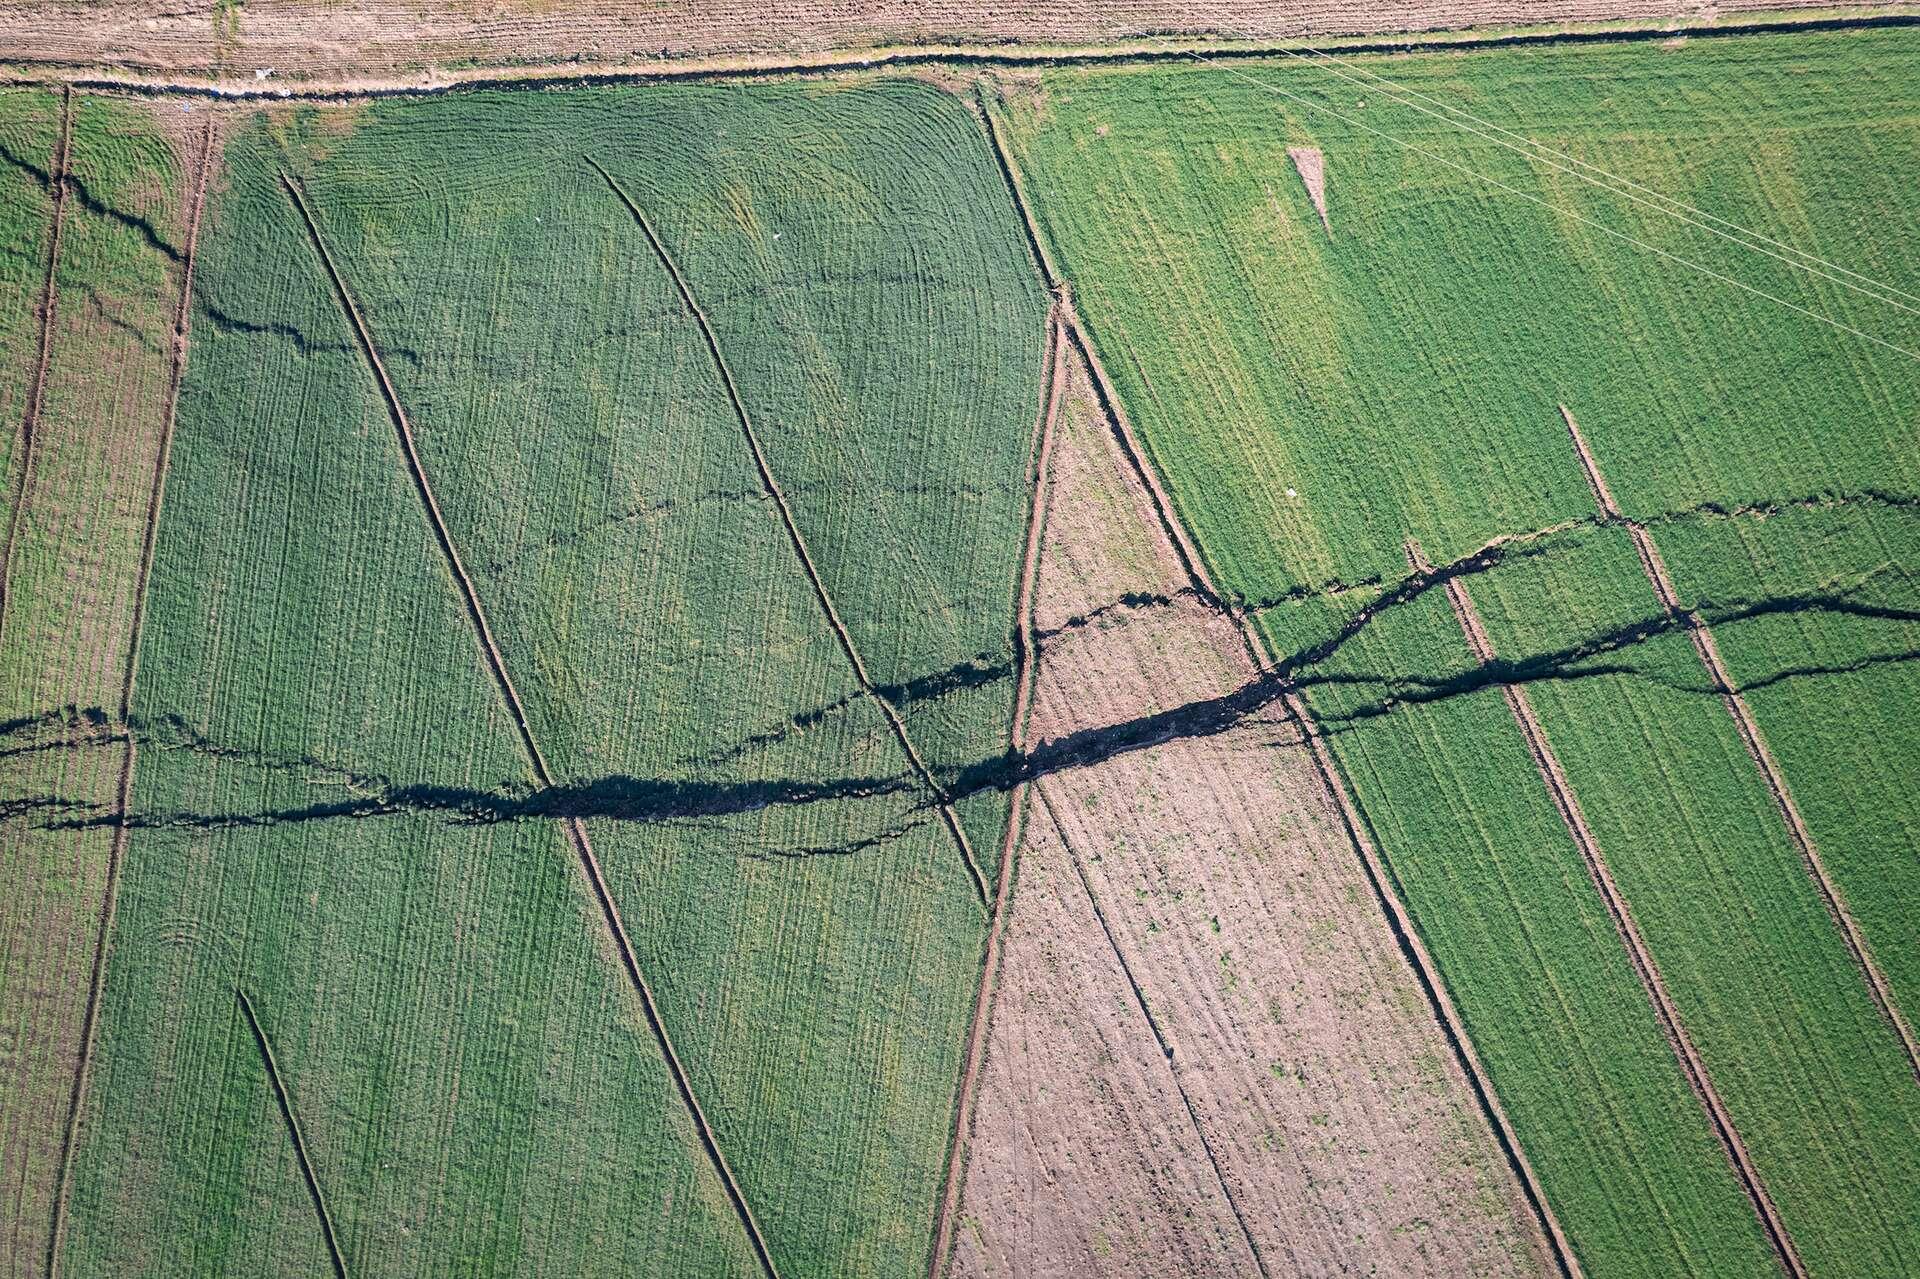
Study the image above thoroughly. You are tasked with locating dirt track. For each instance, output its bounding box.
[3,2,1911,94]
[948,353,1553,1278]
[42,113,217,1279]
[929,303,1067,1278]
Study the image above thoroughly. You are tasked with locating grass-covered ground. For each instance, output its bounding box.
[1001,28,1920,1278]
[0,92,191,1277]
[53,82,1046,1278]
[8,24,1920,1279]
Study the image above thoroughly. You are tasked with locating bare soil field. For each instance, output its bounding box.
[947,351,1552,1277]
[1,0,1898,81]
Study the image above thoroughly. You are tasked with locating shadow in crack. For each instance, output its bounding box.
[11,497,1919,846]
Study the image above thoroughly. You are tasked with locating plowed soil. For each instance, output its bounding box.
[948,353,1552,1277]
[3,0,1879,80]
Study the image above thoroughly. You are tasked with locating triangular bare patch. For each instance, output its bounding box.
[1288,145,1330,234]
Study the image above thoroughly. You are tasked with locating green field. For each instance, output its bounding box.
[0,92,189,1277]
[6,20,1920,1279]
[33,82,1046,1278]
[1001,27,1920,1278]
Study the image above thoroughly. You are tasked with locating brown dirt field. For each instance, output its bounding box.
[949,354,1552,1278]
[0,0,1897,82]
[0,97,195,1279]
[1287,145,1329,232]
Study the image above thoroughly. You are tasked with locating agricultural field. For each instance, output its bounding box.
[950,348,1551,1277]
[0,89,192,1275]
[4,10,1920,1279]
[999,21,1920,1279]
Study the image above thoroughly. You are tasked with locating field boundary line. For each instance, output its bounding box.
[974,98,1580,1278]
[7,9,1919,103]
[0,85,73,649]
[42,115,217,1279]
[1407,534,1807,1279]
[1562,405,1920,1081]
[927,301,1065,1279]
[585,154,991,910]
[1032,781,1273,1278]
[279,172,782,1279]
[236,988,351,1279]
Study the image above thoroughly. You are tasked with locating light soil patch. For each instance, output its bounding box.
[1287,145,1329,232]
[950,354,1550,1277]
[0,0,1887,81]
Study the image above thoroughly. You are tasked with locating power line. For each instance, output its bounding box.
[1142,35,1920,363]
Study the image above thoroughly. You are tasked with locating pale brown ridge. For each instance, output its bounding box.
[41,112,217,1279]
[1560,404,1920,1081]
[974,81,1580,1279]
[279,172,780,1279]
[927,301,1067,1279]
[1406,534,1806,1279]
[585,154,991,911]
[236,987,351,1279]
[0,86,73,647]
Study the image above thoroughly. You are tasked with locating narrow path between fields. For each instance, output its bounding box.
[1407,534,1807,1279]
[1562,406,1920,1082]
[927,301,1065,1278]
[279,172,781,1279]
[586,154,992,910]
[43,113,216,1279]
[973,87,1582,1279]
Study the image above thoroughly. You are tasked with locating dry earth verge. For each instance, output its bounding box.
[1,0,1906,83]
[948,351,1551,1277]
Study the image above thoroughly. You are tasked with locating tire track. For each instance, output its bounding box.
[0,85,72,648]
[1407,535,1806,1279]
[586,154,991,910]
[236,987,351,1279]
[279,172,780,1279]
[1561,405,1920,1081]
[41,112,215,1279]
[973,96,1580,1279]
[927,301,1064,1279]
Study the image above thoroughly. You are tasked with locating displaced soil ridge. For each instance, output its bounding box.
[236,987,351,1279]
[975,98,1581,1279]
[1561,405,1920,1081]
[586,153,991,910]
[43,114,217,1279]
[1407,535,1808,1279]
[279,172,781,1279]
[9,10,1920,104]
[928,303,1066,1279]
[0,86,73,650]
